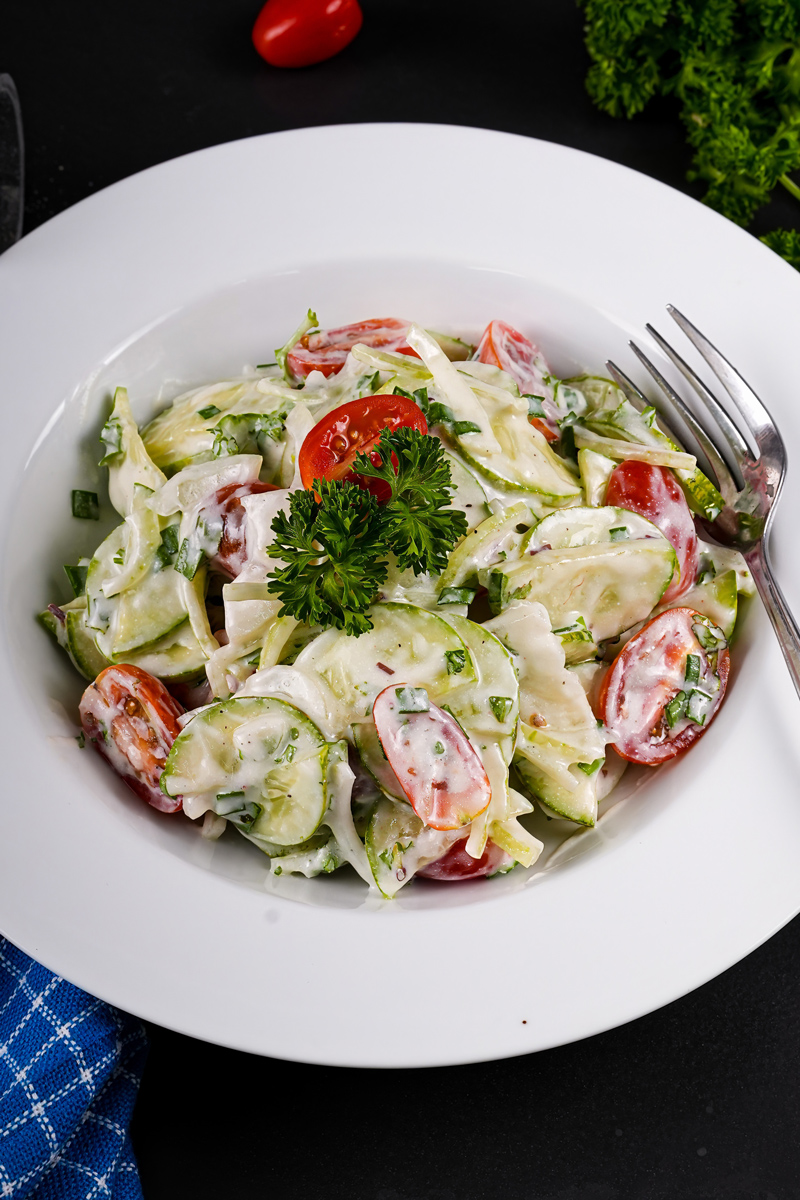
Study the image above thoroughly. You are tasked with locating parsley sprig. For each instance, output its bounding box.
[266,429,467,634]
[579,0,800,264]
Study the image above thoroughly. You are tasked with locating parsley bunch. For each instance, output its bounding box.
[267,429,468,635]
[579,0,800,262]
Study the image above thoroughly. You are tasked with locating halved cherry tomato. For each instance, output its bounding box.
[477,318,559,432]
[287,317,418,379]
[599,608,730,765]
[373,685,491,830]
[196,481,278,579]
[80,665,185,812]
[605,460,698,603]
[298,394,427,499]
[418,837,511,881]
[530,417,559,443]
[252,0,363,70]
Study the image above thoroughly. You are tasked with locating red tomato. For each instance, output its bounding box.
[80,665,185,812]
[530,416,559,443]
[252,0,363,69]
[477,319,559,436]
[605,460,698,603]
[418,838,511,881]
[298,394,427,499]
[196,481,278,579]
[287,317,418,379]
[373,685,491,830]
[599,608,730,766]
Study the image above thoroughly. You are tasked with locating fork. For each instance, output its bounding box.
[605,305,800,700]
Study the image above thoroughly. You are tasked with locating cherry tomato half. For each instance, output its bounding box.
[287,317,418,379]
[373,685,491,830]
[599,608,730,765]
[298,394,427,499]
[80,665,185,812]
[252,0,363,70]
[196,480,278,579]
[605,460,698,603]
[477,319,559,438]
[418,838,511,881]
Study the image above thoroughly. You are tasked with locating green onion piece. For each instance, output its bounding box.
[438,587,476,606]
[71,490,99,520]
[395,686,430,713]
[609,527,628,542]
[433,741,445,755]
[576,757,604,776]
[174,538,205,580]
[256,361,277,370]
[524,394,546,417]
[64,564,88,596]
[665,691,688,729]
[684,653,701,684]
[453,420,482,436]
[214,790,246,814]
[445,648,467,675]
[198,404,221,420]
[113,548,125,565]
[489,696,513,723]
[687,689,713,726]
[553,616,593,645]
[155,524,180,570]
[76,731,85,749]
[692,620,726,652]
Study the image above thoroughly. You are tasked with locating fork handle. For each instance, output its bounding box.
[745,544,800,700]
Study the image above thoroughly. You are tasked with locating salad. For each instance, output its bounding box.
[40,314,753,897]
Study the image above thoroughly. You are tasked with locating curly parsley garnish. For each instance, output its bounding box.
[267,429,467,635]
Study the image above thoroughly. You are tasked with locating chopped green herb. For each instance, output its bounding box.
[445,648,467,675]
[98,417,123,465]
[433,741,445,755]
[76,731,85,749]
[609,526,628,542]
[665,691,688,729]
[64,564,88,597]
[395,686,430,713]
[576,757,604,776]
[438,587,476,606]
[256,361,278,370]
[273,865,283,875]
[524,394,546,417]
[174,538,205,580]
[693,620,726,652]
[685,654,701,685]
[245,651,262,668]
[198,404,221,420]
[489,696,513,723]
[553,616,593,645]
[687,688,713,726]
[71,490,99,521]
[154,524,180,570]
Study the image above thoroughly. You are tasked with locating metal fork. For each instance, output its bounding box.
[606,305,800,700]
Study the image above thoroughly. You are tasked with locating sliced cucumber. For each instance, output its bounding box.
[429,330,474,361]
[526,505,661,552]
[162,695,338,846]
[513,722,601,826]
[659,568,739,639]
[294,602,476,721]
[489,540,677,645]
[577,447,616,507]
[437,502,534,593]
[352,720,405,801]
[453,411,582,504]
[438,612,519,764]
[365,795,462,898]
[129,620,208,682]
[444,453,490,530]
[66,608,111,679]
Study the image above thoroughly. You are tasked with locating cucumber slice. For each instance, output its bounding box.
[451,398,581,504]
[129,620,208,682]
[429,330,474,361]
[66,609,111,679]
[526,505,663,551]
[437,502,534,593]
[352,720,405,801]
[162,695,338,846]
[659,568,739,639]
[86,522,190,658]
[444,453,490,530]
[513,723,600,826]
[437,613,519,764]
[577,447,616,506]
[294,602,476,721]
[365,795,462,898]
[489,540,677,645]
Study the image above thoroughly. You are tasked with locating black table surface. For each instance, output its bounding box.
[6,2,800,1197]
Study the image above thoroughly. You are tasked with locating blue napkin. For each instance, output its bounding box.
[0,938,147,1199]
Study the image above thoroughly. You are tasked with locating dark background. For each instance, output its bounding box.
[5,2,800,1197]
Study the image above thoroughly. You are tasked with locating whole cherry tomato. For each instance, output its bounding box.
[605,460,698,603]
[80,665,185,812]
[287,317,418,379]
[418,838,511,881]
[373,685,491,830]
[298,394,427,499]
[599,608,730,766]
[252,0,363,70]
[195,480,278,579]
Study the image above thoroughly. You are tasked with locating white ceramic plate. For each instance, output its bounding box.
[2,124,800,1068]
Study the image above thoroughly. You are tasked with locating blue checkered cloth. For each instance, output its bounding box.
[0,938,147,1199]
